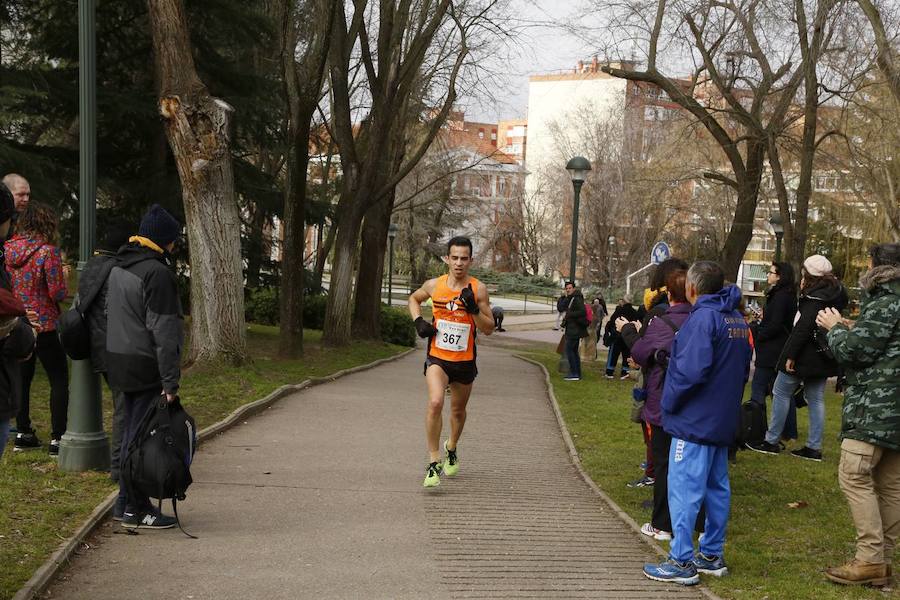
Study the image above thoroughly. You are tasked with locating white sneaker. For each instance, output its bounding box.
[641,522,673,541]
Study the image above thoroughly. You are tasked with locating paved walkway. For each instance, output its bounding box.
[46,348,704,599]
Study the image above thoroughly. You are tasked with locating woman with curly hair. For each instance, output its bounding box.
[6,202,69,456]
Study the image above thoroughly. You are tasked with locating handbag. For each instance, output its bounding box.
[792,384,807,409]
[555,334,565,354]
[812,326,836,362]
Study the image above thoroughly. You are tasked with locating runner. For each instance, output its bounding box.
[409,236,494,488]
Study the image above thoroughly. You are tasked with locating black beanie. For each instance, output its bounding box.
[138,204,181,248]
[0,183,14,224]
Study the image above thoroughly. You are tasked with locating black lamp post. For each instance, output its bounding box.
[769,214,784,262]
[565,156,592,283]
[387,223,398,305]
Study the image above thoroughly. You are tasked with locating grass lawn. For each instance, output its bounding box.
[523,347,898,600]
[0,325,406,600]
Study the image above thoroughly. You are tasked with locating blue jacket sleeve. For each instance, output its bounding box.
[662,313,715,414]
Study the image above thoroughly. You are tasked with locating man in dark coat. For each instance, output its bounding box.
[749,262,798,440]
[562,281,587,381]
[605,296,639,378]
[108,204,184,529]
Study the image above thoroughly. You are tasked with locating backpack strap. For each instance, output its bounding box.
[656,314,680,334]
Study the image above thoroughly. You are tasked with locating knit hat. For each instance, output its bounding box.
[138,204,181,248]
[803,254,833,277]
[0,183,15,224]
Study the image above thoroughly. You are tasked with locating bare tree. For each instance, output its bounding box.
[586,0,839,277]
[277,0,334,357]
[146,0,246,365]
[323,0,503,345]
[856,0,900,104]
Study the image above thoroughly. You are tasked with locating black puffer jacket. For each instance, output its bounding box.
[778,280,848,379]
[605,302,639,345]
[0,261,36,421]
[751,282,797,369]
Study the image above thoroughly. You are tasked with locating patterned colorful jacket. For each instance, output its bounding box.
[827,264,900,451]
[4,234,68,332]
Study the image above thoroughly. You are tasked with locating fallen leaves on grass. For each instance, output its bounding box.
[787,501,809,509]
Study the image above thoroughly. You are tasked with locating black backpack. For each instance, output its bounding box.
[738,401,768,446]
[57,257,118,360]
[122,395,198,537]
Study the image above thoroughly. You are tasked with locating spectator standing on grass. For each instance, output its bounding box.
[0,183,36,459]
[7,203,70,456]
[748,262,799,441]
[604,295,638,379]
[818,243,900,588]
[562,281,587,381]
[643,261,752,586]
[107,204,184,529]
[622,265,692,534]
[746,255,848,461]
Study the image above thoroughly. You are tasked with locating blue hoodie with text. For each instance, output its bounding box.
[661,285,753,446]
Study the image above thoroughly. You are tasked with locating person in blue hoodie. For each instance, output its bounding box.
[643,261,753,586]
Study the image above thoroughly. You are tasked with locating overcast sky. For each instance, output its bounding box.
[464,0,590,122]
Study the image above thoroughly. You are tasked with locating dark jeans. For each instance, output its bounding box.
[750,365,797,440]
[118,387,160,513]
[605,339,630,376]
[564,336,581,379]
[494,313,504,329]
[103,373,126,484]
[650,424,705,533]
[17,331,69,439]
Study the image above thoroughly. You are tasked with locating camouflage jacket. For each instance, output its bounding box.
[827,265,900,451]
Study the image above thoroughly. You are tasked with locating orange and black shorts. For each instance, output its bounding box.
[424,355,478,385]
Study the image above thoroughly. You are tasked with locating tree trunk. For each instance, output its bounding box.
[321,189,368,346]
[353,191,395,339]
[719,140,766,280]
[147,0,247,366]
[278,124,310,357]
[314,220,336,290]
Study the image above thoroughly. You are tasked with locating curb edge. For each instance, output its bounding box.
[13,345,416,600]
[514,353,725,600]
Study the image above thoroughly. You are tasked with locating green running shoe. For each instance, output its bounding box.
[443,440,459,477]
[423,461,442,488]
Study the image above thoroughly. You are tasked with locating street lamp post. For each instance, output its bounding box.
[606,235,615,299]
[387,223,398,306]
[769,214,784,262]
[559,157,591,374]
[60,0,109,472]
[565,157,592,283]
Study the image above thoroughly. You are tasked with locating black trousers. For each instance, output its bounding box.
[118,387,160,513]
[17,331,69,440]
[650,424,705,533]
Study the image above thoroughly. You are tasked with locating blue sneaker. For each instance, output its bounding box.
[643,559,700,585]
[692,552,728,576]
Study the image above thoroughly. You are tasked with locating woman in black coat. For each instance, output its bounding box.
[749,262,798,439]
[748,255,848,461]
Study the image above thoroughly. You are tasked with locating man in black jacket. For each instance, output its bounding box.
[108,204,184,529]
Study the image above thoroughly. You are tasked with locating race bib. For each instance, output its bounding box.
[435,320,471,352]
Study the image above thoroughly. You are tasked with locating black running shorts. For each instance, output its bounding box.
[424,355,478,385]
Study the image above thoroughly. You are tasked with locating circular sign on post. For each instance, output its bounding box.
[651,241,671,265]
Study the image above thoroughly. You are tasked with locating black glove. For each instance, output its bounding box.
[459,283,479,314]
[415,316,437,338]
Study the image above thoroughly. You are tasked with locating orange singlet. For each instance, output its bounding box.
[428,275,480,362]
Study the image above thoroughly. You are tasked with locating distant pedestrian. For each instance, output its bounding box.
[108,204,184,529]
[819,243,900,588]
[562,281,587,381]
[492,305,505,332]
[748,262,798,441]
[643,261,752,585]
[7,203,69,456]
[746,255,848,461]
[604,295,638,379]
[0,183,36,459]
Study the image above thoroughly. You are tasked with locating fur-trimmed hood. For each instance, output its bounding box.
[859,264,900,293]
